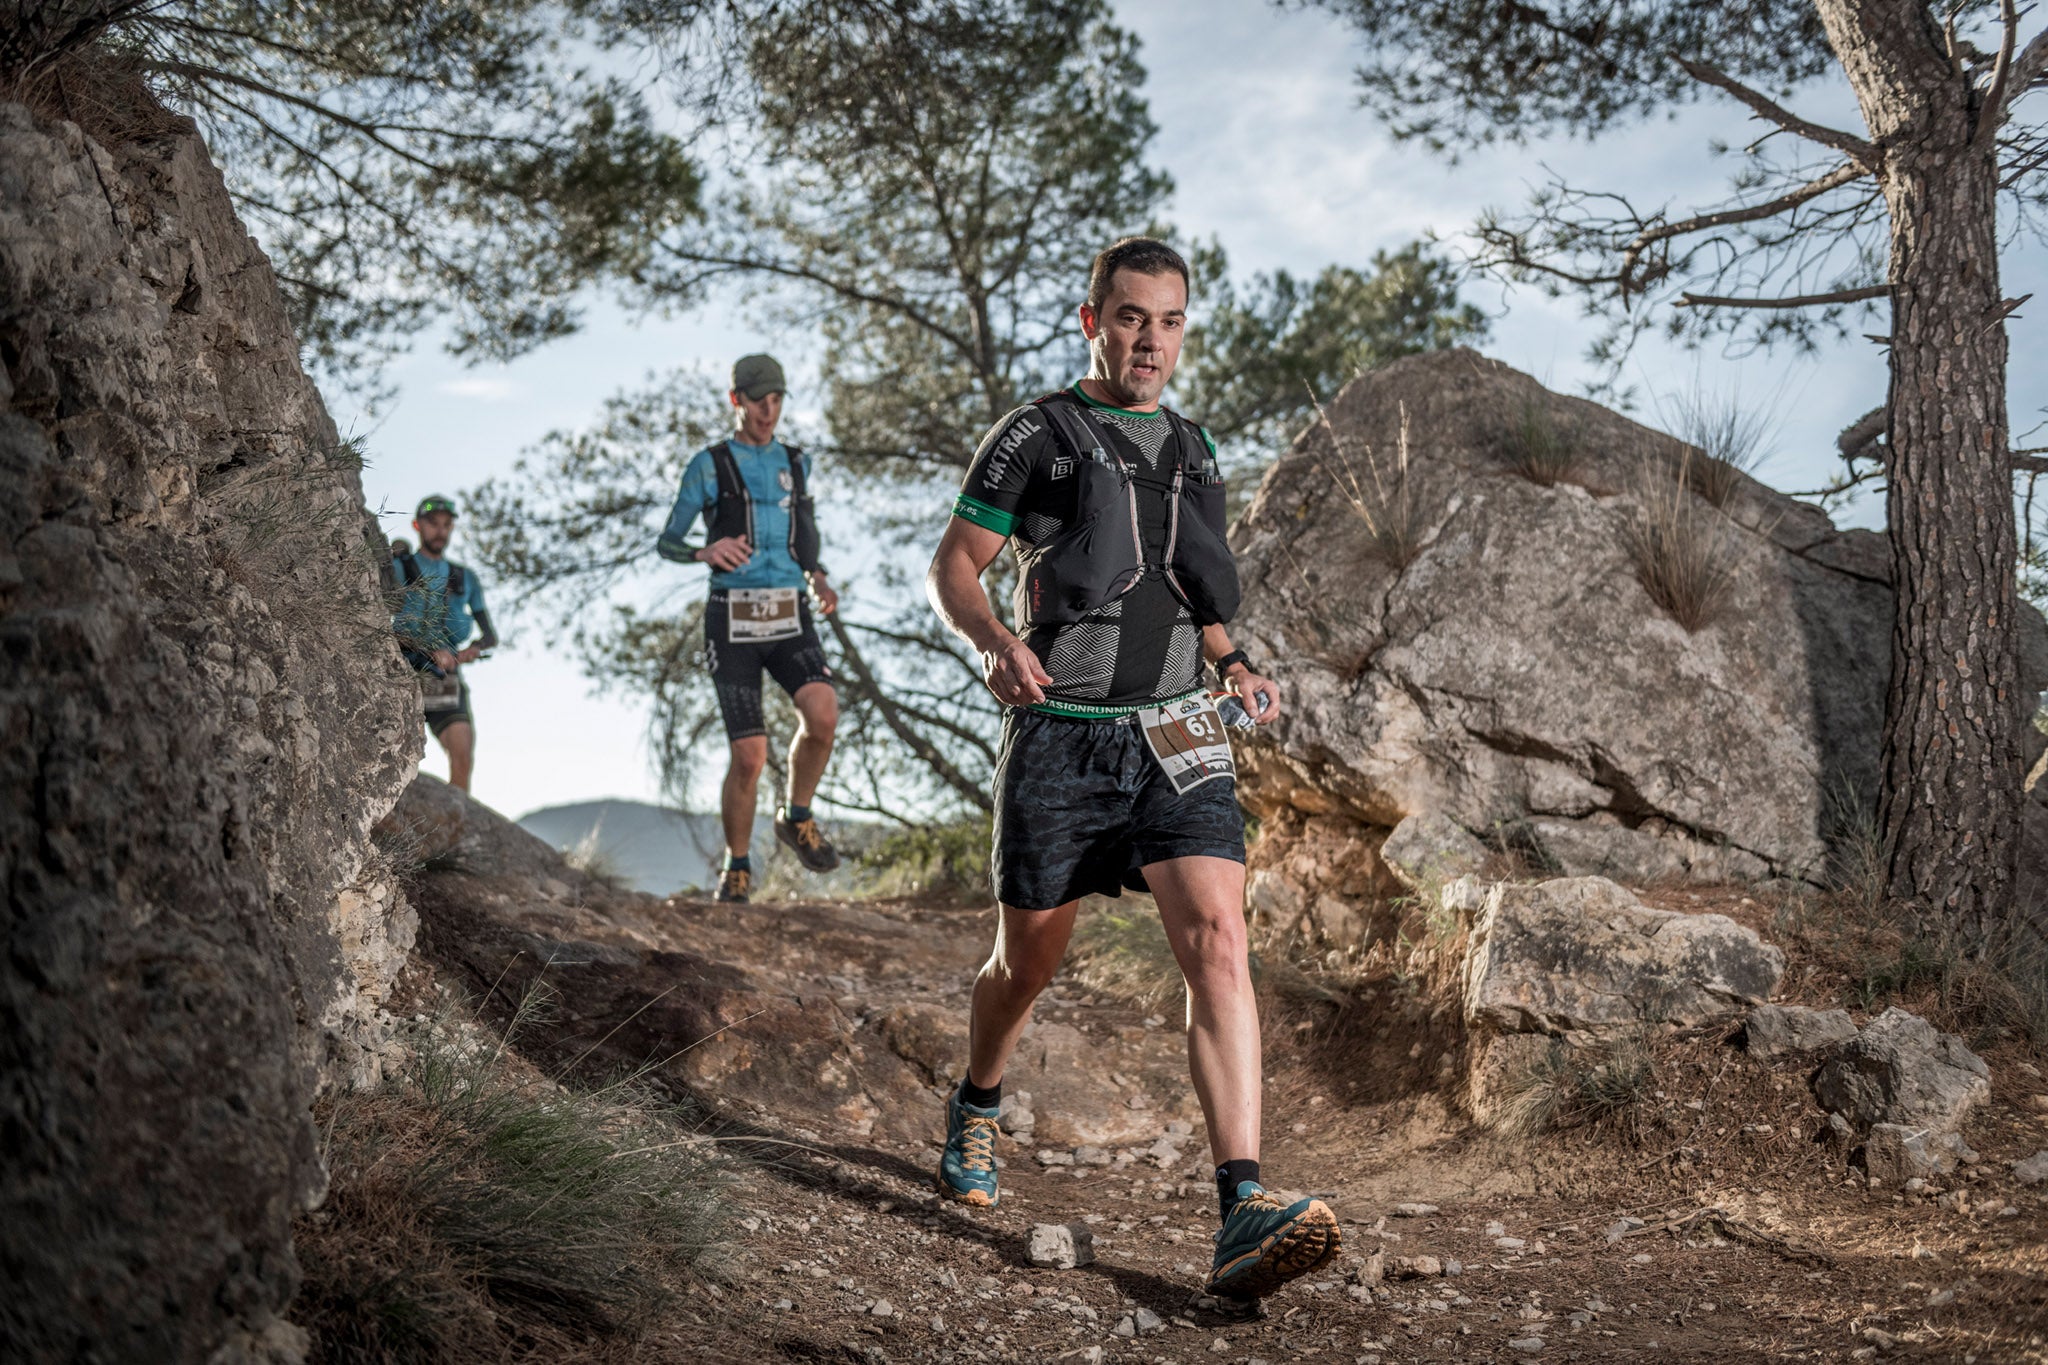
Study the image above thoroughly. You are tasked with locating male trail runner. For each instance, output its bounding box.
[926,238,1339,1300]
[657,354,842,903]
[392,494,497,792]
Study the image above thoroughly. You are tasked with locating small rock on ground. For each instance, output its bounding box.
[1027,1222,1095,1269]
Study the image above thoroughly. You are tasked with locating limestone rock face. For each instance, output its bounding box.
[1463,877,1785,1040]
[1813,1007,1991,1135]
[0,100,417,1361]
[1229,349,2048,905]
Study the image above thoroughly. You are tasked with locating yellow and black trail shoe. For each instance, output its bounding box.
[775,809,841,873]
[715,867,751,903]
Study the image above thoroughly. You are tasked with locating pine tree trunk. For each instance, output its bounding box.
[1815,0,2022,946]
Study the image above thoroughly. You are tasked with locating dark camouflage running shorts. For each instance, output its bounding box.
[991,707,1246,911]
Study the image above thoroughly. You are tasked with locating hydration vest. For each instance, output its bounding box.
[1015,392,1240,630]
[704,441,823,574]
[395,552,466,599]
[393,552,467,675]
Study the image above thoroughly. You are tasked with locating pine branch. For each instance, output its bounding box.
[1674,283,1888,309]
[1673,57,1877,167]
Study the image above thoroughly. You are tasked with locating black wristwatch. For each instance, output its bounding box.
[1214,649,1252,684]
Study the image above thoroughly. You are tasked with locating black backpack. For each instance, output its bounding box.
[1016,392,1239,629]
[703,442,823,573]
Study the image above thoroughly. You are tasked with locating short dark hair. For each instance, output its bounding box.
[1086,237,1190,313]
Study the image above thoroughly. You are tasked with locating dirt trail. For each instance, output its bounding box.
[399,861,2048,1365]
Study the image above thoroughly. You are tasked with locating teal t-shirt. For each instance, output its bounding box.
[392,555,486,652]
[654,439,813,590]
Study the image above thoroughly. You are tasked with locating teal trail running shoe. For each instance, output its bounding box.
[935,1091,1001,1208]
[1205,1181,1341,1299]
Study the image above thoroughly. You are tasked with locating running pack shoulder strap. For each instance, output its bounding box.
[396,552,464,596]
[783,444,807,496]
[708,440,745,504]
[1033,392,1117,471]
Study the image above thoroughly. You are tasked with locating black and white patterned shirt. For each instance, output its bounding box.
[953,384,1216,713]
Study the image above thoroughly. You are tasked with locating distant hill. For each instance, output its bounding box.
[516,799,772,896]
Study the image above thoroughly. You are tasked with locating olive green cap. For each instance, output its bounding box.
[731,353,787,400]
[415,494,457,519]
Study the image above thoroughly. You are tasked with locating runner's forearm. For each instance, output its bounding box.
[928,533,1016,657]
[1201,624,1243,674]
[471,609,499,653]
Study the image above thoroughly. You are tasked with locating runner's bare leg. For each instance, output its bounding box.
[439,720,476,793]
[787,680,839,810]
[967,902,1080,1087]
[1144,854,1261,1165]
[722,735,768,859]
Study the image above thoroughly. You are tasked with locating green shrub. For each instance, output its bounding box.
[1503,401,1578,487]
[856,816,993,900]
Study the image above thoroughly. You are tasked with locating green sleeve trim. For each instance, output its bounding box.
[952,495,1017,536]
[1197,424,1216,456]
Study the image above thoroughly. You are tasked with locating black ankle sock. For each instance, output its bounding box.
[957,1075,1002,1110]
[724,853,751,873]
[1216,1159,1262,1218]
[784,803,811,823]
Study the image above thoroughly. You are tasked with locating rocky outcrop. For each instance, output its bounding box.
[1743,1004,1859,1059]
[1813,1007,1990,1135]
[1461,876,1784,1041]
[1229,350,2048,935]
[0,94,417,1363]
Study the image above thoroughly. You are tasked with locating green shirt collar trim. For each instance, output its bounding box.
[1069,382,1163,419]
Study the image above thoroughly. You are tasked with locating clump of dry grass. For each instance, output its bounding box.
[1489,1033,1656,1139]
[1664,385,1775,508]
[1308,392,1421,570]
[1622,447,1740,632]
[1503,401,1579,486]
[294,993,731,1362]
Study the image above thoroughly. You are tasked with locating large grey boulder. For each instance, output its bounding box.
[1744,1004,1860,1059]
[1229,350,2048,926]
[0,91,417,1362]
[1463,877,1784,1040]
[1813,1007,1991,1134]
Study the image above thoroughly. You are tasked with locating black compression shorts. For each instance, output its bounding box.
[422,676,472,736]
[991,707,1246,911]
[704,590,836,742]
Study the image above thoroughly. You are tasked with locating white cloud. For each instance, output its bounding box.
[436,376,520,401]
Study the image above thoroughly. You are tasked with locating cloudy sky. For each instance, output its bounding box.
[341,0,2048,823]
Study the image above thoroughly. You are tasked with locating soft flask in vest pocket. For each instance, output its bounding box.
[1015,451,1144,627]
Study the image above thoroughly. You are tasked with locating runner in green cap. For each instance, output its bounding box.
[656,356,842,903]
[391,494,496,791]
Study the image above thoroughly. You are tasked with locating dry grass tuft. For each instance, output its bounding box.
[1622,447,1740,632]
[1502,401,1579,486]
[1308,392,1421,570]
[1489,1033,1656,1140]
[294,993,731,1362]
[1663,386,1775,508]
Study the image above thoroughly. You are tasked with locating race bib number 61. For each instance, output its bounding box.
[1139,692,1236,794]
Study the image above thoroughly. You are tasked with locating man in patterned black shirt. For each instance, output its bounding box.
[925,238,1339,1301]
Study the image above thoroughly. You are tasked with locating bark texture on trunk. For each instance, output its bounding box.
[1814,0,2022,944]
